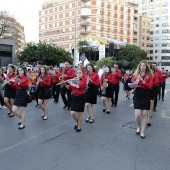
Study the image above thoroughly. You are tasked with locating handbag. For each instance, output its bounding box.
[27,93,32,103]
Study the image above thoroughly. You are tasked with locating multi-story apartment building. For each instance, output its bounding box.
[137,15,151,58]
[0,17,26,53]
[39,0,139,53]
[136,0,170,69]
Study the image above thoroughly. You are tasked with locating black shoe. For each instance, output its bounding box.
[141,135,145,139]
[103,108,106,112]
[8,112,11,115]
[74,125,78,130]
[63,105,67,109]
[42,114,45,118]
[106,111,110,114]
[126,95,128,98]
[18,125,25,130]
[147,122,151,126]
[9,114,14,117]
[85,116,91,122]
[114,104,117,107]
[89,119,94,123]
[76,128,81,132]
[136,132,140,135]
[18,121,22,125]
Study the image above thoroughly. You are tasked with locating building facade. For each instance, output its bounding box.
[136,0,170,68]
[0,17,26,53]
[39,0,139,53]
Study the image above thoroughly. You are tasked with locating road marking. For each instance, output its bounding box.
[129,103,134,107]
[0,119,72,155]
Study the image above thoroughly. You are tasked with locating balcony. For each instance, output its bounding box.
[81,20,91,26]
[133,35,137,40]
[81,29,91,34]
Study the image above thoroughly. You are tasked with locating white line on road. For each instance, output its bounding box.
[0,119,72,155]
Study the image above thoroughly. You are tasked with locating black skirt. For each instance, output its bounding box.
[13,90,27,107]
[4,85,16,99]
[101,83,113,98]
[85,84,98,104]
[124,79,132,91]
[38,87,52,100]
[134,87,151,110]
[71,94,85,112]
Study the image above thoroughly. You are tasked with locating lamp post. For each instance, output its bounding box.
[0,25,3,37]
[73,0,77,67]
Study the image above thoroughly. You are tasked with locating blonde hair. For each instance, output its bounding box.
[134,60,153,79]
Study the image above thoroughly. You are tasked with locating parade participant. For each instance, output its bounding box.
[84,64,99,123]
[111,64,122,107]
[64,69,86,132]
[61,61,75,110]
[78,62,87,75]
[51,66,62,103]
[36,66,51,120]
[152,62,161,111]
[158,67,168,101]
[100,66,114,114]
[34,61,43,107]
[11,66,28,129]
[123,70,132,99]
[4,65,17,117]
[132,60,153,139]
[147,65,159,126]
[27,68,36,94]
[0,68,7,109]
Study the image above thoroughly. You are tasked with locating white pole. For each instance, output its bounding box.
[73,0,77,67]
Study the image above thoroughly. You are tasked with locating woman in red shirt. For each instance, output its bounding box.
[11,66,28,129]
[100,66,114,114]
[132,60,153,139]
[36,66,51,120]
[84,64,99,123]
[64,69,86,132]
[147,65,159,126]
[4,65,17,117]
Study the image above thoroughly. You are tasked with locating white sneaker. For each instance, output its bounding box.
[2,106,7,109]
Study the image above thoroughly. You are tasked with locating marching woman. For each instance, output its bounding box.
[4,65,17,117]
[51,66,62,103]
[36,66,51,120]
[132,60,153,139]
[64,69,86,132]
[123,70,132,99]
[84,64,99,123]
[11,66,28,129]
[147,65,159,126]
[100,66,114,114]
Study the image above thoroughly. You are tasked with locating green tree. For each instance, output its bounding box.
[18,42,73,66]
[117,45,147,69]
[76,40,90,55]
[96,57,114,68]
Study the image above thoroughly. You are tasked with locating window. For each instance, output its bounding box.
[70,20,72,24]
[162,9,168,14]
[69,11,72,16]
[57,30,59,33]
[149,5,154,9]
[69,27,72,32]
[142,0,147,4]
[63,37,65,41]
[63,5,65,10]
[69,36,72,40]
[142,6,147,10]
[150,50,153,54]
[57,22,59,26]
[155,30,159,34]
[142,12,147,16]
[63,29,65,33]
[162,16,168,20]
[63,13,65,18]
[162,29,170,33]
[69,3,72,8]
[63,21,65,25]
[156,24,159,27]
[156,17,159,20]
[162,50,170,53]
[155,37,159,40]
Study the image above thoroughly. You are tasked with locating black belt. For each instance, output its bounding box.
[72,94,84,96]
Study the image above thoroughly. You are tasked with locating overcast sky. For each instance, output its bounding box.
[0,0,46,42]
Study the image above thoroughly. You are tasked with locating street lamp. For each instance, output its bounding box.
[73,0,77,67]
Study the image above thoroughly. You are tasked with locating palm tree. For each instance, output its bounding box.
[76,40,90,55]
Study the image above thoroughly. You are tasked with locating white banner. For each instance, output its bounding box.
[99,45,105,60]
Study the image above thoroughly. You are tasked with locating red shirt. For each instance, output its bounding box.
[11,75,28,90]
[52,71,62,84]
[153,72,159,87]
[156,69,162,83]
[68,78,86,94]
[84,72,100,86]
[1,73,6,80]
[7,73,17,89]
[38,74,51,87]
[81,68,87,75]
[112,70,122,84]
[159,72,168,83]
[124,74,132,82]
[100,73,114,87]
[132,74,153,90]
[62,68,75,81]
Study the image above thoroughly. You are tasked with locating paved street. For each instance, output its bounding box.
[0,79,170,170]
